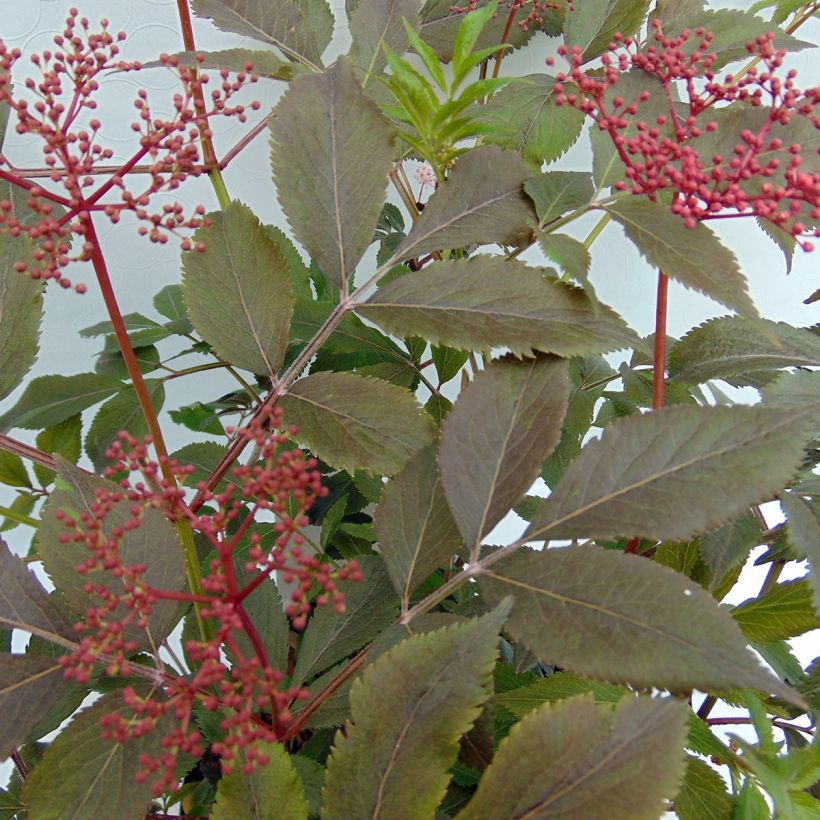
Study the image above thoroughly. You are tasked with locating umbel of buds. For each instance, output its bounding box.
[57,408,362,795]
[0,8,260,291]
[551,22,820,250]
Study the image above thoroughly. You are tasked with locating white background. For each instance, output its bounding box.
[0,0,818,800]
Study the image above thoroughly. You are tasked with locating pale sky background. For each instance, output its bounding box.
[0,0,818,800]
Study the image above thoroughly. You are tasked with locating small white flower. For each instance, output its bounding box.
[413,161,437,188]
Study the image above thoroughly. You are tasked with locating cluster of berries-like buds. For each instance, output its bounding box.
[0,9,260,290]
[58,409,362,795]
[451,1,570,33]
[550,22,820,249]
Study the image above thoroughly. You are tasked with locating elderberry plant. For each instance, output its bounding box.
[0,1,819,818]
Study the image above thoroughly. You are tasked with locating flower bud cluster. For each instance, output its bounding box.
[58,409,361,793]
[551,22,820,249]
[0,9,261,290]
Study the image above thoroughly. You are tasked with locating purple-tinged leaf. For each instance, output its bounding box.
[526,404,816,543]
[439,355,570,553]
[280,372,436,475]
[481,545,802,701]
[395,146,535,261]
[271,59,395,290]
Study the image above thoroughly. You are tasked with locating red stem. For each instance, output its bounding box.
[653,272,669,411]
[0,167,72,206]
[84,217,176,486]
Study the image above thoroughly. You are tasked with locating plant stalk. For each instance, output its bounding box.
[175,0,231,210]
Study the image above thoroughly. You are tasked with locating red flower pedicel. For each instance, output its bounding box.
[58,409,362,794]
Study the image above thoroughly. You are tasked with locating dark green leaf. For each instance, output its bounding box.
[525,172,595,226]
[675,755,735,820]
[606,199,758,320]
[0,654,74,757]
[564,0,651,62]
[432,345,468,385]
[321,603,510,820]
[526,404,816,543]
[0,235,42,402]
[182,201,294,376]
[731,580,820,644]
[0,451,29,488]
[169,402,225,436]
[94,345,161,380]
[349,0,419,87]
[22,689,176,820]
[0,539,75,648]
[440,355,570,552]
[669,317,820,384]
[211,741,308,820]
[292,756,325,816]
[479,75,587,167]
[271,59,395,289]
[374,445,463,606]
[280,371,436,475]
[358,256,639,357]
[34,414,82,486]
[292,556,398,686]
[84,380,165,471]
[460,694,688,820]
[395,146,535,260]
[0,373,122,431]
[495,671,625,716]
[481,546,801,700]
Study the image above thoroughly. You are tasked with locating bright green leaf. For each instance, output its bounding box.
[675,755,735,820]
[731,579,820,644]
[481,75,587,167]
[0,373,122,432]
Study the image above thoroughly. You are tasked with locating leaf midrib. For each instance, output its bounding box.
[528,404,814,541]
